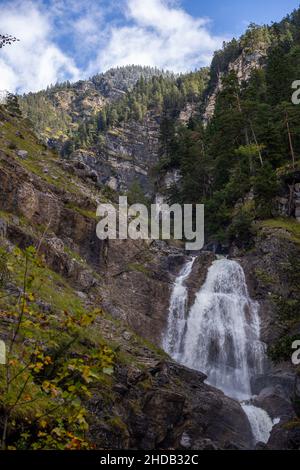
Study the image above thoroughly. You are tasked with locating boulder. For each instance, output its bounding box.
[253,385,295,420]
[88,361,253,450]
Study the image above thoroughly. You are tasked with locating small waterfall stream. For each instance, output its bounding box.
[163,257,196,360]
[164,257,277,445]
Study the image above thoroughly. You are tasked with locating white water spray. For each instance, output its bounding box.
[241,405,279,444]
[163,257,196,361]
[164,257,276,444]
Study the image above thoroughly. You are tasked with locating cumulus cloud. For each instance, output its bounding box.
[0,0,81,93]
[92,0,225,74]
[0,0,225,93]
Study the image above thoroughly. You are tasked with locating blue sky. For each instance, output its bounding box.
[0,0,299,93]
[183,0,300,36]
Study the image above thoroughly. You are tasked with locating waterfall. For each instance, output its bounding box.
[163,257,196,361]
[164,257,276,445]
[241,405,275,444]
[179,259,266,400]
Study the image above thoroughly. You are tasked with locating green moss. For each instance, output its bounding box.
[255,268,276,285]
[282,419,300,431]
[106,416,128,435]
[127,263,151,276]
[1,119,45,156]
[63,245,85,264]
[139,337,169,360]
[138,377,153,391]
[0,111,106,199]
[107,129,121,137]
[271,295,300,322]
[1,248,85,316]
[65,203,98,220]
[0,209,11,221]
[259,218,300,244]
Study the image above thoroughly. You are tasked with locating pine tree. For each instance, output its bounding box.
[5,93,22,117]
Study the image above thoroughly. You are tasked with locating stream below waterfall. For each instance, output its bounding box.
[163,257,279,446]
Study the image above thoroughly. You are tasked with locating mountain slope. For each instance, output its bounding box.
[0,104,256,450]
[20,66,173,142]
[1,6,300,451]
[20,67,209,194]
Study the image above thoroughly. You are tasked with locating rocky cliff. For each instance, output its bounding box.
[1,13,300,451]
[0,104,255,450]
[20,66,177,196]
[70,113,160,194]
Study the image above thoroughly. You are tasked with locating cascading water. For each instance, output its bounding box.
[163,257,196,361]
[164,257,277,445]
[241,405,276,444]
[179,259,266,400]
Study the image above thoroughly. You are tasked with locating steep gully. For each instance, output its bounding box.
[163,257,279,446]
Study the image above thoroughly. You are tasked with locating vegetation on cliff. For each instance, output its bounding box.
[160,12,300,245]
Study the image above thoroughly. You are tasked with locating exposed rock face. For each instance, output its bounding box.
[71,114,160,194]
[0,109,255,450]
[0,149,104,292]
[228,49,267,83]
[16,149,28,159]
[50,80,106,122]
[185,251,216,309]
[276,172,300,221]
[268,421,300,450]
[203,47,268,123]
[253,385,295,420]
[178,102,198,125]
[237,227,300,347]
[203,75,224,124]
[88,358,253,450]
[232,226,300,446]
[99,239,184,345]
[21,66,169,128]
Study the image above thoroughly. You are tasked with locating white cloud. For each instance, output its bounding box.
[0,0,225,93]
[90,0,225,74]
[0,0,81,93]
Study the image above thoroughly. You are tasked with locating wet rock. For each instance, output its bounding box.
[253,385,295,420]
[185,251,215,309]
[268,419,300,449]
[167,254,186,274]
[88,361,252,450]
[251,371,295,398]
[255,442,269,450]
